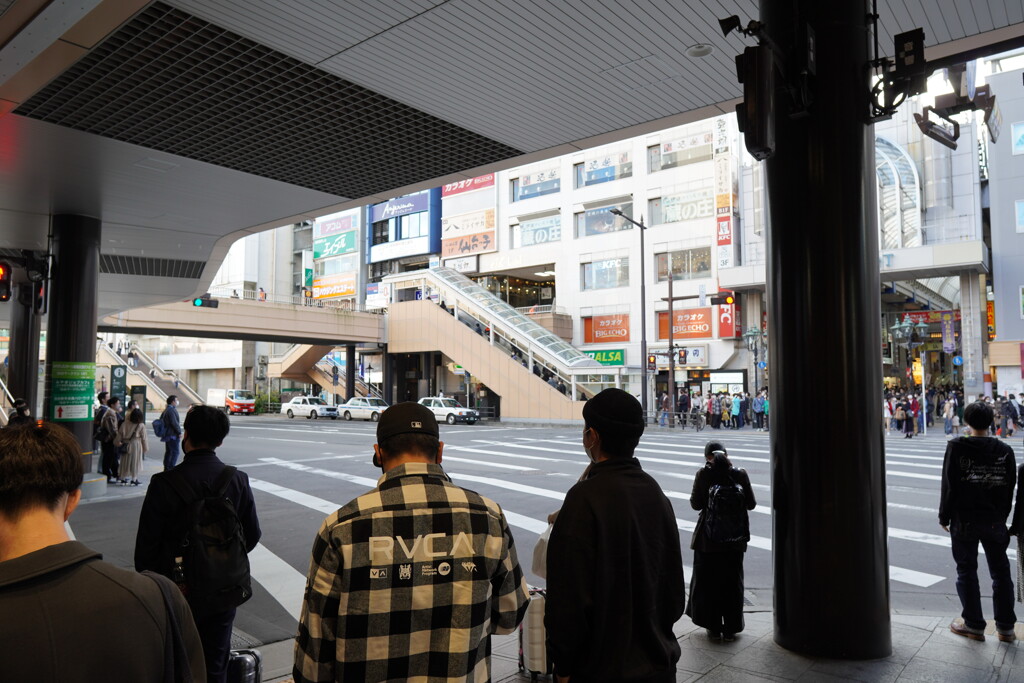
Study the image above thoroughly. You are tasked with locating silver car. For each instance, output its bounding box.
[418,397,479,425]
[281,396,339,420]
[340,396,389,422]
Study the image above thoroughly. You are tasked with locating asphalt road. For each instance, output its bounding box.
[69,415,1008,648]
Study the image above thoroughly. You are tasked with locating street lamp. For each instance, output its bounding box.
[742,326,767,393]
[610,209,650,422]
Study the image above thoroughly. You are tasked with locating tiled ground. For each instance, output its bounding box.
[267,612,1024,682]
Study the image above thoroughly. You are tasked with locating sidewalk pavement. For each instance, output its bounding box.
[261,610,1024,682]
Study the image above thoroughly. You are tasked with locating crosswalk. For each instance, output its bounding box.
[76,424,994,636]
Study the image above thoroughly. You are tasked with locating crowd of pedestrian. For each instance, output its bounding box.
[656,388,770,431]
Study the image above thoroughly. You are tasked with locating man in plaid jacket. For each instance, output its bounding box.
[293,402,530,682]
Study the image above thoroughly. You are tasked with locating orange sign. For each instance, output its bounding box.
[657,308,712,340]
[584,314,631,343]
[313,273,356,299]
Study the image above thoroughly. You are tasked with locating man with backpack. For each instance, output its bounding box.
[98,396,122,484]
[135,405,262,683]
[546,389,685,682]
[160,395,182,470]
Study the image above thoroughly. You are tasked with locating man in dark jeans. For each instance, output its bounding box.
[939,400,1017,642]
[135,405,262,682]
[160,395,181,470]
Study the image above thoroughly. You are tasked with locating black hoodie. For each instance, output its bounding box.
[938,435,1016,527]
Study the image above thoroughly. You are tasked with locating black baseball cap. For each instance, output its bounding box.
[376,402,439,442]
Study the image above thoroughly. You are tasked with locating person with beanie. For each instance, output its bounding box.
[686,441,756,641]
[546,388,685,683]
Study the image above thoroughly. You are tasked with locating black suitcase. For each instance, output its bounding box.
[227,648,262,683]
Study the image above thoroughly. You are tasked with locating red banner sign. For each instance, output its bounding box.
[657,308,712,340]
[442,173,496,197]
[584,314,631,343]
[901,309,962,324]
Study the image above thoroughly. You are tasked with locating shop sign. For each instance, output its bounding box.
[583,314,631,343]
[902,310,962,323]
[661,189,714,223]
[584,349,625,366]
[444,255,478,273]
[51,361,95,421]
[313,273,356,299]
[988,300,996,340]
[662,129,712,153]
[369,235,431,263]
[442,231,495,258]
[365,283,391,308]
[718,299,738,338]
[519,215,561,247]
[442,208,495,238]
[313,230,357,259]
[315,212,359,238]
[657,308,712,340]
[442,173,495,197]
[370,193,429,222]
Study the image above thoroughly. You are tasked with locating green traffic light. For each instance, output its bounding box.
[193,298,204,306]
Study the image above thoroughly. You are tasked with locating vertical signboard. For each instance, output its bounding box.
[941,311,956,353]
[110,365,128,405]
[51,361,96,421]
[713,116,738,269]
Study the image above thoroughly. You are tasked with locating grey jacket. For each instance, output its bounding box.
[0,541,205,682]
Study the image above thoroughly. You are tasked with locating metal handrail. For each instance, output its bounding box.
[382,268,601,377]
[127,344,203,404]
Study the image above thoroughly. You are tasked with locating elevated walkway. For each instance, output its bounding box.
[267,344,382,401]
[99,296,384,346]
[388,300,586,422]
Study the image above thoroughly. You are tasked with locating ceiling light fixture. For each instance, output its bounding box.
[685,44,714,58]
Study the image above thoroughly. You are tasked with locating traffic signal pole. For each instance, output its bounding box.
[666,253,676,427]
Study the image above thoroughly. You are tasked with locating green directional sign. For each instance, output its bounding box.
[51,361,96,422]
[110,364,128,406]
[584,349,625,366]
[313,230,357,259]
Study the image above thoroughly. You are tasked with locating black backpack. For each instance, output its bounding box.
[704,472,750,544]
[92,405,109,442]
[165,466,252,618]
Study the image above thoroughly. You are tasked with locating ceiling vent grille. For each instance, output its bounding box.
[100,255,205,279]
[15,2,522,198]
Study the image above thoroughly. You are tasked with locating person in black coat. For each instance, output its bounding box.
[135,405,261,683]
[686,441,756,641]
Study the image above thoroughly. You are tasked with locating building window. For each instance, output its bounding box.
[655,247,712,281]
[369,261,391,281]
[1016,200,1024,233]
[574,202,633,238]
[648,187,714,225]
[314,254,359,277]
[581,257,629,290]
[511,167,561,201]
[371,220,391,245]
[398,212,429,239]
[573,150,632,188]
[512,214,562,248]
[647,126,714,172]
[1012,122,1024,155]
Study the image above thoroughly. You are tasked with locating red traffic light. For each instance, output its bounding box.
[0,261,11,302]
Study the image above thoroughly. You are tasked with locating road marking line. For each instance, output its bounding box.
[248,543,308,620]
[448,471,943,587]
[260,457,379,488]
[250,478,339,514]
[442,455,535,471]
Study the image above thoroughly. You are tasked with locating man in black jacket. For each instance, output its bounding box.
[161,395,182,470]
[135,405,262,683]
[939,400,1017,642]
[546,388,685,683]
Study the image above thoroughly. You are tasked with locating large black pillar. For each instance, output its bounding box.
[764,0,890,658]
[8,282,42,415]
[44,215,102,481]
[345,344,356,400]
